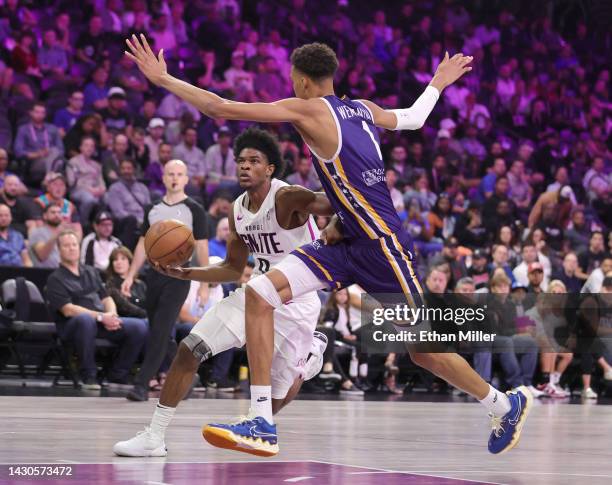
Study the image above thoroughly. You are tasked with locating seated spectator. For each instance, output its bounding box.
[477,157,506,202]
[513,241,551,290]
[204,127,237,193]
[37,27,70,87]
[158,92,201,123]
[0,175,38,237]
[578,231,608,276]
[482,175,512,222]
[80,211,122,271]
[526,280,573,397]
[506,160,532,219]
[14,103,64,186]
[10,31,41,77]
[101,133,131,185]
[66,136,106,225]
[534,202,564,253]
[583,156,610,204]
[429,237,467,289]
[455,203,487,249]
[564,208,591,254]
[172,126,206,190]
[105,246,147,320]
[34,172,83,241]
[46,230,147,389]
[29,204,74,268]
[105,159,151,249]
[76,16,109,74]
[83,66,110,111]
[53,90,85,137]
[488,244,516,284]
[144,118,165,164]
[482,272,539,394]
[144,142,172,200]
[524,262,545,307]
[286,157,321,192]
[206,190,233,236]
[467,248,490,290]
[99,87,133,136]
[128,126,150,174]
[428,193,455,240]
[64,113,109,159]
[0,203,32,267]
[552,252,585,293]
[224,50,255,101]
[581,256,612,294]
[403,197,441,258]
[403,173,437,213]
[495,225,520,268]
[208,217,229,259]
[111,54,148,111]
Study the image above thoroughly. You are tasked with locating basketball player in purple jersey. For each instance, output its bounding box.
[126,35,532,456]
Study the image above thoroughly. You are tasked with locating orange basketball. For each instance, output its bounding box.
[144,219,195,268]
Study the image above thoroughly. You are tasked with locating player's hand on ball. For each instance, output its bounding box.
[125,33,167,86]
[433,51,473,88]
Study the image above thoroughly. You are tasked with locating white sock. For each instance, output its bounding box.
[551,372,561,385]
[250,385,274,424]
[150,402,175,438]
[358,363,368,378]
[479,385,511,416]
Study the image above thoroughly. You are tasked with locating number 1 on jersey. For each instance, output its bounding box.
[361,120,382,160]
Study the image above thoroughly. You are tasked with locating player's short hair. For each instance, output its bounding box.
[290,43,338,82]
[234,127,284,178]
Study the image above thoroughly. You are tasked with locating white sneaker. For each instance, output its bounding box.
[113,427,167,457]
[604,369,612,381]
[527,385,546,398]
[303,331,328,381]
[581,387,598,400]
[552,384,570,397]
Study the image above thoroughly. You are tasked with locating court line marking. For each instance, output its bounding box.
[307,459,504,485]
[284,477,314,482]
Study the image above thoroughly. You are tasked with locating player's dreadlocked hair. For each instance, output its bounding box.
[233,127,285,178]
[290,43,338,82]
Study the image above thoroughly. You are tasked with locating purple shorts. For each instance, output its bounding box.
[292,230,424,307]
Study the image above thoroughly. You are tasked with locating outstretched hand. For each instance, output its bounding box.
[125,33,167,86]
[150,259,190,280]
[432,51,473,90]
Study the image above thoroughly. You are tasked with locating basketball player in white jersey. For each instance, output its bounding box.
[113,127,334,457]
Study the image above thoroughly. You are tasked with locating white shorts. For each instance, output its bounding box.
[189,286,321,399]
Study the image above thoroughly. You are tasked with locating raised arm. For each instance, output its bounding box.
[125,34,315,124]
[361,52,473,130]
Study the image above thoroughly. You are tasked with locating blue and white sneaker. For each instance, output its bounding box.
[488,385,533,454]
[203,414,279,457]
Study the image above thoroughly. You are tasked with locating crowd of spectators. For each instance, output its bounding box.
[0,0,610,397]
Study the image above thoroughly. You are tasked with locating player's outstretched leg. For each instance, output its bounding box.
[113,337,205,457]
[409,351,533,454]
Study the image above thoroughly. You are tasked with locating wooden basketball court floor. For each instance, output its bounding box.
[1,396,611,485]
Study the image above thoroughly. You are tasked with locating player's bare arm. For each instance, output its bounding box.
[361,52,473,130]
[274,185,333,230]
[157,205,249,283]
[126,34,320,125]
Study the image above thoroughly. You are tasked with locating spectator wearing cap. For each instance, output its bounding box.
[81,211,122,271]
[0,203,32,267]
[528,185,575,229]
[224,50,255,102]
[172,126,206,189]
[513,241,550,290]
[204,127,237,193]
[14,102,65,186]
[144,118,165,164]
[53,91,86,137]
[526,262,545,294]
[467,249,490,290]
[66,136,106,226]
[429,237,467,289]
[34,172,82,240]
[105,159,151,249]
[432,129,461,169]
[99,87,133,136]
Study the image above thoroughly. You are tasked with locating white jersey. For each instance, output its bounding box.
[233,178,319,276]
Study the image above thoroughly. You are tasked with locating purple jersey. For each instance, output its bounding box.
[308,95,402,240]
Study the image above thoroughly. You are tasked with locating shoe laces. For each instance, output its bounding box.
[488,412,505,438]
